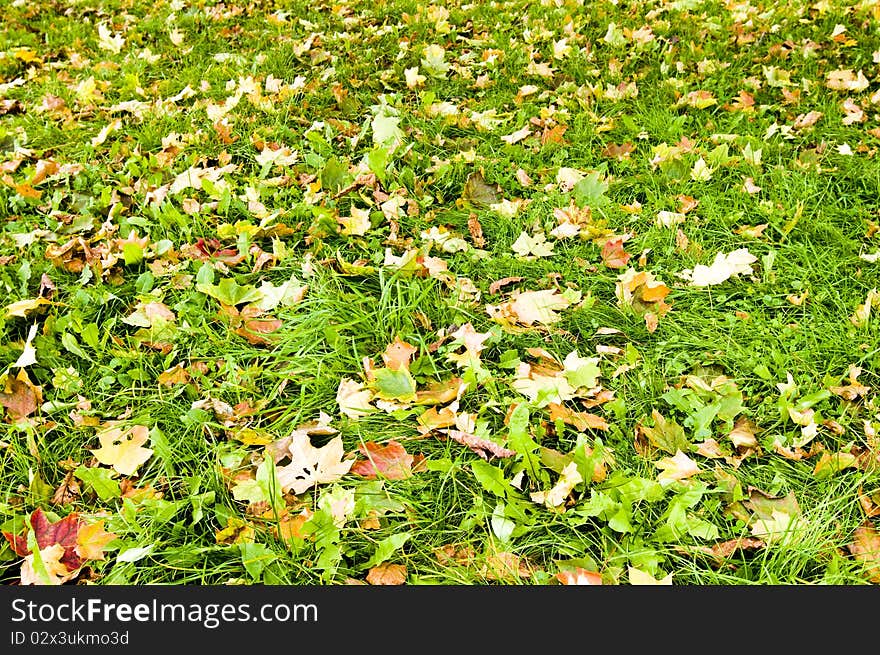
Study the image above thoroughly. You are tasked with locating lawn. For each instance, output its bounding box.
[0,0,878,586]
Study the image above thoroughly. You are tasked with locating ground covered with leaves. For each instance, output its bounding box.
[1,0,879,586]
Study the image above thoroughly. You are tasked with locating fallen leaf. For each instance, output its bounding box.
[847,522,880,583]
[351,441,416,480]
[446,430,516,460]
[511,231,554,258]
[656,450,700,484]
[4,508,84,572]
[547,403,608,432]
[728,417,759,448]
[75,521,117,560]
[530,462,583,508]
[628,567,673,585]
[462,171,502,208]
[555,567,602,585]
[366,562,407,585]
[601,237,631,269]
[382,336,418,371]
[0,370,42,422]
[20,544,76,586]
[336,378,375,419]
[90,424,154,476]
[680,248,757,286]
[276,434,354,494]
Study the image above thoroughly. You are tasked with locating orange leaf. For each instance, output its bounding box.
[366,562,407,585]
[601,237,631,269]
[351,441,415,480]
[382,336,417,371]
[555,568,602,585]
[75,521,117,561]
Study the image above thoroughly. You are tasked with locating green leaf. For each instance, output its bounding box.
[370,367,417,402]
[61,332,89,359]
[471,460,508,497]
[572,171,608,207]
[74,466,120,501]
[255,458,285,513]
[363,532,411,568]
[196,278,263,306]
[491,503,515,543]
[122,242,144,266]
[240,542,274,580]
[320,157,354,193]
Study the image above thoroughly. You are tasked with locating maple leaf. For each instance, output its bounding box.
[90,424,154,476]
[547,403,608,432]
[488,288,579,328]
[656,450,700,484]
[601,237,631,269]
[446,323,492,368]
[680,248,757,286]
[20,544,76,586]
[351,441,417,480]
[555,567,602,585]
[848,522,880,583]
[628,567,673,585]
[75,521,117,560]
[0,369,42,422]
[336,378,375,419]
[4,508,84,572]
[531,462,583,509]
[511,231,554,258]
[825,69,869,92]
[366,562,407,585]
[276,434,353,494]
[637,410,689,455]
[382,336,418,371]
[615,268,671,332]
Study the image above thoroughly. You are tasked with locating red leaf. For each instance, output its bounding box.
[3,509,84,571]
[601,238,631,269]
[351,441,415,480]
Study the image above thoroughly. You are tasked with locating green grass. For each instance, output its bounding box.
[0,0,879,586]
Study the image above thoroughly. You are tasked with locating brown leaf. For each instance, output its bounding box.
[51,472,80,506]
[434,544,476,566]
[467,214,486,247]
[233,318,283,345]
[480,552,532,581]
[601,142,635,160]
[488,276,524,295]
[547,402,608,432]
[446,430,516,460]
[728,417,759,449]
[0,370,42,422]
[366,562,407,585]
[158,364,190,387]
[848,522,880,583]
[351,441,416,480]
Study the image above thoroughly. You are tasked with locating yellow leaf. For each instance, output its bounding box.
[75,521,117,560]
[90,424,154,476]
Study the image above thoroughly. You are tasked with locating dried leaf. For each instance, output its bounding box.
[366,562,407,585]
